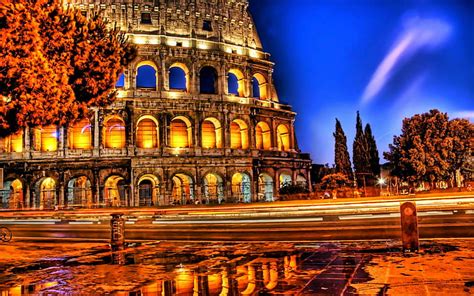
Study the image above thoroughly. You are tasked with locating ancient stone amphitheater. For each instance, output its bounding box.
[0,0,312,209]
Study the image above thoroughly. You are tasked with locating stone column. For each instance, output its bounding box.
[58,126,65,158]
[93,109,100,156]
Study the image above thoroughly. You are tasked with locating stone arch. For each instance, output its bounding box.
[33,177,57,210]
[230,119,249,149]
[228,68,245,96]
[137,174,160,207]
[1,179,23,209]
[279,171,292,188]
[136,60,158,89]
[169,62,190,91]
[171,173,195,205]
[104,175,128,207]
[199,65,218,94]
[67,175,92,208]
[252,73,268,99]
[170,116,193,148]
[255,121,272,150]
[68,118,92,150]
[136,115,159,149]
[277,124,290,151]
[103,115,126,149]
[231,172,252,203]
[201,117,222,149]
[258,173,274,202]
[202,172,225,204]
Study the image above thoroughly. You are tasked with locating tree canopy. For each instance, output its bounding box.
[0,0,136,136]
[384,109,474,184]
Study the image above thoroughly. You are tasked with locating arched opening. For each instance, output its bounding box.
[68,118,92,149]
[1,179,23,209]
[232,173,251,203]
[200,66,218,94]
[138,174,160,207]
[104,116,126,149]
[252,73,267,99]
[230,119,249,149]
[279,172,292,188]
[136,62,158,89]
[136,116,159,149]
[33,126,58,152]
[172,174,194,205]
[104,175,127,207]
[202,173,224,204]
[170,117,192,148]
[40,177,56,210]
[116,73,125,88]
[201,118,222,149]
[256,122,272,150]
[67,176,92,208]
[296,174,308,188]
[3,130,23,152]
[277,124,291,151]
[169,63,188,91]
[258,173,274,202]
[228,69,244,96]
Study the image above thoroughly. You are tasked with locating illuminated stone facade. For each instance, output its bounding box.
[0,0,312,209]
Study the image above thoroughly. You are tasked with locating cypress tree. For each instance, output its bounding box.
[333,118,353,179]
[353,111,370,184]
[365,123,380,177]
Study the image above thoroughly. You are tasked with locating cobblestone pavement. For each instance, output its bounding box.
[0,239,473,295]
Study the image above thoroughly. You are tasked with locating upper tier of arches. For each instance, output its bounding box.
[115,60,276,101]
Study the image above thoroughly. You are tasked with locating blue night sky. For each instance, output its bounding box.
[249,0,474,164]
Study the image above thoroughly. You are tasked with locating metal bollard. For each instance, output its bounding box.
[400,202,419,253]
[110,213,125,251]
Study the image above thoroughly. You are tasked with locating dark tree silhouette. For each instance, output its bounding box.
[353,111,370,184]
[333,118,353,180]
[364,123,380,177]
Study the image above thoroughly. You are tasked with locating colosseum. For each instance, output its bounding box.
[0,0,312,210]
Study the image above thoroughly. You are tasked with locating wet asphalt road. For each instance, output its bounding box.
[5,212,474,241]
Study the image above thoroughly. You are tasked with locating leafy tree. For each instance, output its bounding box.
[384,109,473,187]
[0,0,136,136]
[364,123,380,177]
[333,118,353,180]
[321,173,350,189]
[353,111,370,184]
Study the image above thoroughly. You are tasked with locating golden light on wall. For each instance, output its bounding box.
[36,126,58,152]
[230,119,249,149]
[277,124,290,151]
[40,177,56,208]
[104,116,126,149]
[201,118,222,149]
[172,174,193,202]
[256,122,271,150]
[104,175,124,207]
[136,117,158,149]
[170,117,192,148]
[3,131,23,152]
[69,119,92,149]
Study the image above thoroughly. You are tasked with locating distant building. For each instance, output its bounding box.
[0,0,311,209]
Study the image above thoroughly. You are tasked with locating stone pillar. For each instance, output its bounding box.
[93,109,100,156]
[161,58,169,91]
[58,171,65,207]
[93,169,100,207]
[271,118,277,150]
[24,127,30,158]
[110,213,125,251]
[290,119,296,151]
[58,126,65,158]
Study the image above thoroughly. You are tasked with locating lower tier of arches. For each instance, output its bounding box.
[0,159,311,210]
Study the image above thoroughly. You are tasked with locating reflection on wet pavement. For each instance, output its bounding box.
[0,241,471,295]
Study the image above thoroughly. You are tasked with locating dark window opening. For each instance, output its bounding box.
[252,77,260,98]
[81,11,87,17]
[176,42,183,47]
[203,20,212,31]
[228,73,239,95]
[169,67,187,91]
[141,12,152,24]
[200,66,217,94]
